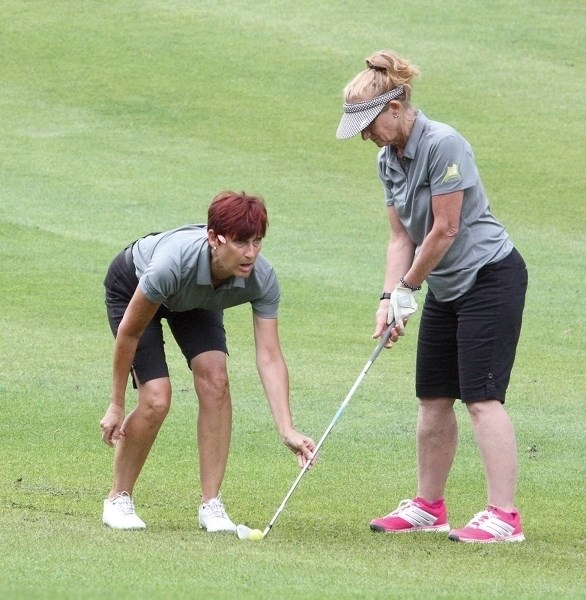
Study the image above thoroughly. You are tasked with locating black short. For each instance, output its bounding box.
[416,248,527,403]
[104,248,227,386]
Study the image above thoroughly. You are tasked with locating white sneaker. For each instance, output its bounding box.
[103,492,146,530]
[198,495,237,533]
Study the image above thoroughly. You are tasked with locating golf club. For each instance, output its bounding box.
[238,321,395,540]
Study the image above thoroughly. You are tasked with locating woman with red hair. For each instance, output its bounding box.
[100,191,316,532]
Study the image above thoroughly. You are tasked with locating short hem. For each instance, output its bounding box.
[416,387,460,400]
[461,395,506,405]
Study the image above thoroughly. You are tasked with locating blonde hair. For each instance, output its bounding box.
[343,50,420,106]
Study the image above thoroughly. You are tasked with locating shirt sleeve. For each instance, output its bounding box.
[250,268,280,318]
[138,253,181,304]
[428,133,478,196]
[376,147,397,206]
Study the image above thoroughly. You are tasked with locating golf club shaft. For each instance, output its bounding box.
[262,322,395,538]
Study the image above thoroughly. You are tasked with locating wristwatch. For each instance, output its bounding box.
[379,292,392,300]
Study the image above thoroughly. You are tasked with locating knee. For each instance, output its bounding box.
[195,363,229,402]
[466,399,502,421]
[418,398,456,434]
[418,397,455,419]
[140,381,172,422]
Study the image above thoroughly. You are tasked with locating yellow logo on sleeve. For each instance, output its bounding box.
[442,163,462,183]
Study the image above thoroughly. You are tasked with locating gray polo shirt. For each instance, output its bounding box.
[378,111,513,301]
[130,225,279,317]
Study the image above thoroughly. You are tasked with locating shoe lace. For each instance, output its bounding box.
[112,492,136,516]
[391,499,416,516]
[204,495,228,519]
[466,510,492,529]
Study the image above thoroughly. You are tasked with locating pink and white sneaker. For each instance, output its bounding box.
[370,497,450,533]
[448,506,525,543]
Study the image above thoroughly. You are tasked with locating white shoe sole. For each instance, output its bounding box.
[103,518,146,530]
[198,520,237,533]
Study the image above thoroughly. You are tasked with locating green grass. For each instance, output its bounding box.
[1,1,585,598]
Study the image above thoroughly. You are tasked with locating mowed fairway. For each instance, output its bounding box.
[0,1,584,599]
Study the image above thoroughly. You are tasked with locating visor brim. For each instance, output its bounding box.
[336,103,387,139]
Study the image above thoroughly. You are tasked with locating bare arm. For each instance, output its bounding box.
[402,190,463,287]
[374,205,416,340]
[100,288,160,446]
[384,204,417,290]
[111,288,161,407]
[253,314,292,434]
[253,314,316,466]
[374,192,463,341]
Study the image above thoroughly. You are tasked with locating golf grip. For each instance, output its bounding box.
[262,321,395,538]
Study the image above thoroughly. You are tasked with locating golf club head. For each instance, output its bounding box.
[236,524,252,539]
[237,524,265,541]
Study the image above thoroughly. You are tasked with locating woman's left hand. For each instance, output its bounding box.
[281,429,318,469]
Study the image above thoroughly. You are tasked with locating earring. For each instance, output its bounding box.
[394,113,399,118]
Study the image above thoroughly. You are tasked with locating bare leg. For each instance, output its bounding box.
[416,397,458,501]
[192,351,232,503]
[467,400,518,511]
[108,377,171,499]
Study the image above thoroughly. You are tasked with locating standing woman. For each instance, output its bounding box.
[100,191,316,532]
[336,51,528,543]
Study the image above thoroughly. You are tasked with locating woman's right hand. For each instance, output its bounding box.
[373,302,400,348]
[100,404,126,447]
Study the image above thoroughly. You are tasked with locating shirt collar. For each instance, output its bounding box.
[195,241,246,289]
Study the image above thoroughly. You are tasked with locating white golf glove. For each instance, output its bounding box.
[388,285,418,335]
